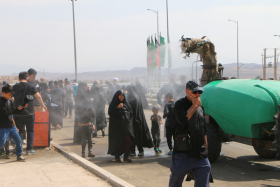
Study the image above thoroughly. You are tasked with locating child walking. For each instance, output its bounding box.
[78,107,96,158]
[0,84,26,161]
[151,105,163,154]
[163,93,176,155]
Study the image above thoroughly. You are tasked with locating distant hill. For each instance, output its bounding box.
[3,63,279,81]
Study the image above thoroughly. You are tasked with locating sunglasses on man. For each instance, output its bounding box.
[192,90,203,94]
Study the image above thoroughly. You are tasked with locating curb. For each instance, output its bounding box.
[50,141,135,187]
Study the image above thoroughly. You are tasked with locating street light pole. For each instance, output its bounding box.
[228,19,239,79]
[71,0,78,80]
[147,9,159,40]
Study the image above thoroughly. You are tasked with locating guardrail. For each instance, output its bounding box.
[146,94,158,105]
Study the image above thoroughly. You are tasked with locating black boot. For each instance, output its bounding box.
[115,155,121,163]
[123,152,132,163]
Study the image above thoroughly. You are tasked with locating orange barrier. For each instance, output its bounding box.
[33,111,50,147]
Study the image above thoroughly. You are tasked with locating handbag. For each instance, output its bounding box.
[174,133,192,152]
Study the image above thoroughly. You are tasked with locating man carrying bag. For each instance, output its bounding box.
[169,80,211,187]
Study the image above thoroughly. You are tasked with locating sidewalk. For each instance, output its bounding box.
[0,147,111,187]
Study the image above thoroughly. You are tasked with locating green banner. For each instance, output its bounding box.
[150,36,155,69]
[160,36,166,67]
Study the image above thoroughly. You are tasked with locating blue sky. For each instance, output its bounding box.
[0,0,280,74]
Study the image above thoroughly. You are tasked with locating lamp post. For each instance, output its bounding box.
[71,0,78,80]
[147,9,159,42]
[228,19,239,79]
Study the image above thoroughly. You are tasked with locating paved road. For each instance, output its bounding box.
[0,147,111,187]
[52,106,280,187]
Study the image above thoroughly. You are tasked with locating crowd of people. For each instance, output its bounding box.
[0,70,211,186]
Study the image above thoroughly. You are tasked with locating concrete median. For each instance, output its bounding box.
[51,141,135,187]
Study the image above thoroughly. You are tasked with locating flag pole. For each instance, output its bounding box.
[166,0,171,77]
[154,34,157,83]
[147,37,149,86]
[159,32,162,87]
[150,35,153,77]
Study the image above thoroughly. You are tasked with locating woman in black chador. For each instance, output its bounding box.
[91,84,107,137]
[126,84,154,156]
[107,90,134,163]
[73,82,92,143]
[135,82,149,109]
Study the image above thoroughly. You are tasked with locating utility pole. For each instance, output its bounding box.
[71,0,78,80]
[264,48,266,79]
[274,48,277,80]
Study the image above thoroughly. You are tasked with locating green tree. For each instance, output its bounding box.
[255,75,262,79]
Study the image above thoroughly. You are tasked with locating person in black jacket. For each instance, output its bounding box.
[157,74,180,108]
[41,86,51,109]
[13,71,47,155]
[150,105,163,154]
[27,68,42,111]
[163,93,175,155]
[39,77,48,95]
[0,84,27,161]
[169,80,210,187]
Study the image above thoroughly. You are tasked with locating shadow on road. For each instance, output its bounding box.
[91,154,172,168]
[261,184,280,187]
[209,155,280,182]
[237,154,280,164]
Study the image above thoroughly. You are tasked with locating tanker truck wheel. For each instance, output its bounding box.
[253,147,277,158]
[252,139,277,158]
[206,123,221,163]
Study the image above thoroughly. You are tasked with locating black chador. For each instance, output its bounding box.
[91,85,107,136]
[74,82,92,143]
[126,85,154,155]
[107,90,134,162]
[50,83,65,129]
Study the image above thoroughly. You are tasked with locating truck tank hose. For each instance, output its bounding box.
[260,125,274,135]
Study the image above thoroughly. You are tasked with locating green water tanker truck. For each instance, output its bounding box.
[201,79,280,162]
[180,36,280,162]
